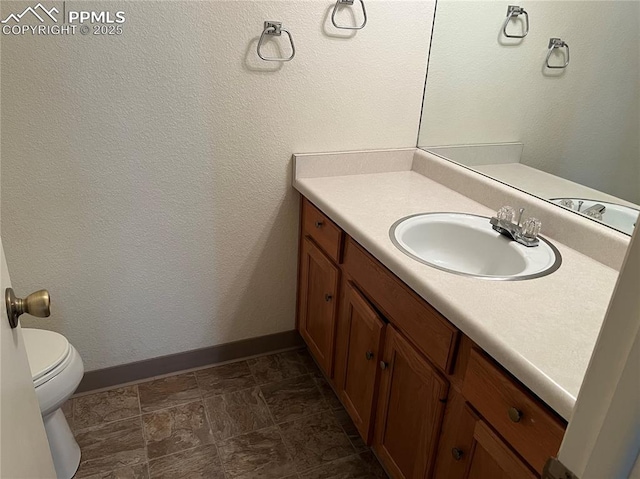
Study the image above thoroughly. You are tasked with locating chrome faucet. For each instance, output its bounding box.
[581,203,606,219]
[490,206,542,247]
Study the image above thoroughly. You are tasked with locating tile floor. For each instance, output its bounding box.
[65,349,389,479]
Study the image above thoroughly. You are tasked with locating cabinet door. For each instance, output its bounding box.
[463,415,538,479]
[336,281,385,443]
[433,388,477,479]
[374,326,449,479]
[298,237,340,377]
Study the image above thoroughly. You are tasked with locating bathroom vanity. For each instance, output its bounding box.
[292,149,628,479]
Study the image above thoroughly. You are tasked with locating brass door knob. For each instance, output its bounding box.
[508,407,523,423]
[5,288,50,329]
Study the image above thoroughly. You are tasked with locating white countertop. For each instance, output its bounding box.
[293,149,622,421]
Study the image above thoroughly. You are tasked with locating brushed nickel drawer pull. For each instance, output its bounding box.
[380,361,389,370]
[508,407,523,423]
[365,351,374,360]
[451,448,464,461]
[324,293,333,302]
[315,221,324,228]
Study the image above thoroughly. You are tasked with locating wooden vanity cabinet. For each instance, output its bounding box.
[295,197,566,479]
[334,280,386,443]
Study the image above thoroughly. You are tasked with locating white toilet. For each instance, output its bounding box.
[22,328,85,479]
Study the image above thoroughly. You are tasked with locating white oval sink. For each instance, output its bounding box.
[390,213,561,280]
[550,198,639,235]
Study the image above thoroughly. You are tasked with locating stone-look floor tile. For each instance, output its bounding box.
[148,444,225,479]
[143,400,214,459]
[294,349,318,372]
[299,452,388,479]
[205,386,273,442]
[74,386,140,430]
[76,463,149,479]
[218,426,296,479]
[332,409,368,453]
[196,361,256,397]
[261,375,328,423]
[279,412,355,473]
[248,351,310,385]
[312,374,343,411]
[74,418,146,477]
[138,373,200,413]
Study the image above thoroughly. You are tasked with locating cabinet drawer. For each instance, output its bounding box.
[302,199,344,263]
[462,349,565,474]
[344,237,458,373]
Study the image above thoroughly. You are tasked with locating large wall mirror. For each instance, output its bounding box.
[419,0,639,235]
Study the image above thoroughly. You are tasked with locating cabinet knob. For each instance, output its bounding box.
[324,293,333,302]
[451,448,464,461]
[380,361,389,370]
[365,351,374,360]
[508,407,523,423]
[315,221,324,228]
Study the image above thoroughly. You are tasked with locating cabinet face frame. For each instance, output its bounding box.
[336,280,386,443]
[298,237,340,377]
[374,326,449,479]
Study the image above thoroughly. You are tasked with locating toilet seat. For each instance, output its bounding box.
[22,329,72,387]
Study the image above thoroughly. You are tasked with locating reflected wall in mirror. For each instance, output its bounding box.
[418,0,639,235]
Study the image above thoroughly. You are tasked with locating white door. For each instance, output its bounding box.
[553,223,640,478]
[0,238,56,478]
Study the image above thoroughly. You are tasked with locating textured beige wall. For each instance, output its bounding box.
[0,0,434,370]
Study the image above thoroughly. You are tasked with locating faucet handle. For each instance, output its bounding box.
[558,199,575,210]
[496,206,516,223]
[521,217,542,240]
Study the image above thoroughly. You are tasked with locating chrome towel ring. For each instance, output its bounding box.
[502,5,529,39]
[257,21,295,62]
[331,0,367,30]
[545,38,570,69]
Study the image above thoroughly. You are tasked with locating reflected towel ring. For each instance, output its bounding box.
[502,5,529,39]
[331,0,367,30]
[257,21,295,62]
[545,38,570,69]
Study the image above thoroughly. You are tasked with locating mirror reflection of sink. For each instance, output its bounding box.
[550,198,639,235]
[390,213,561,280]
